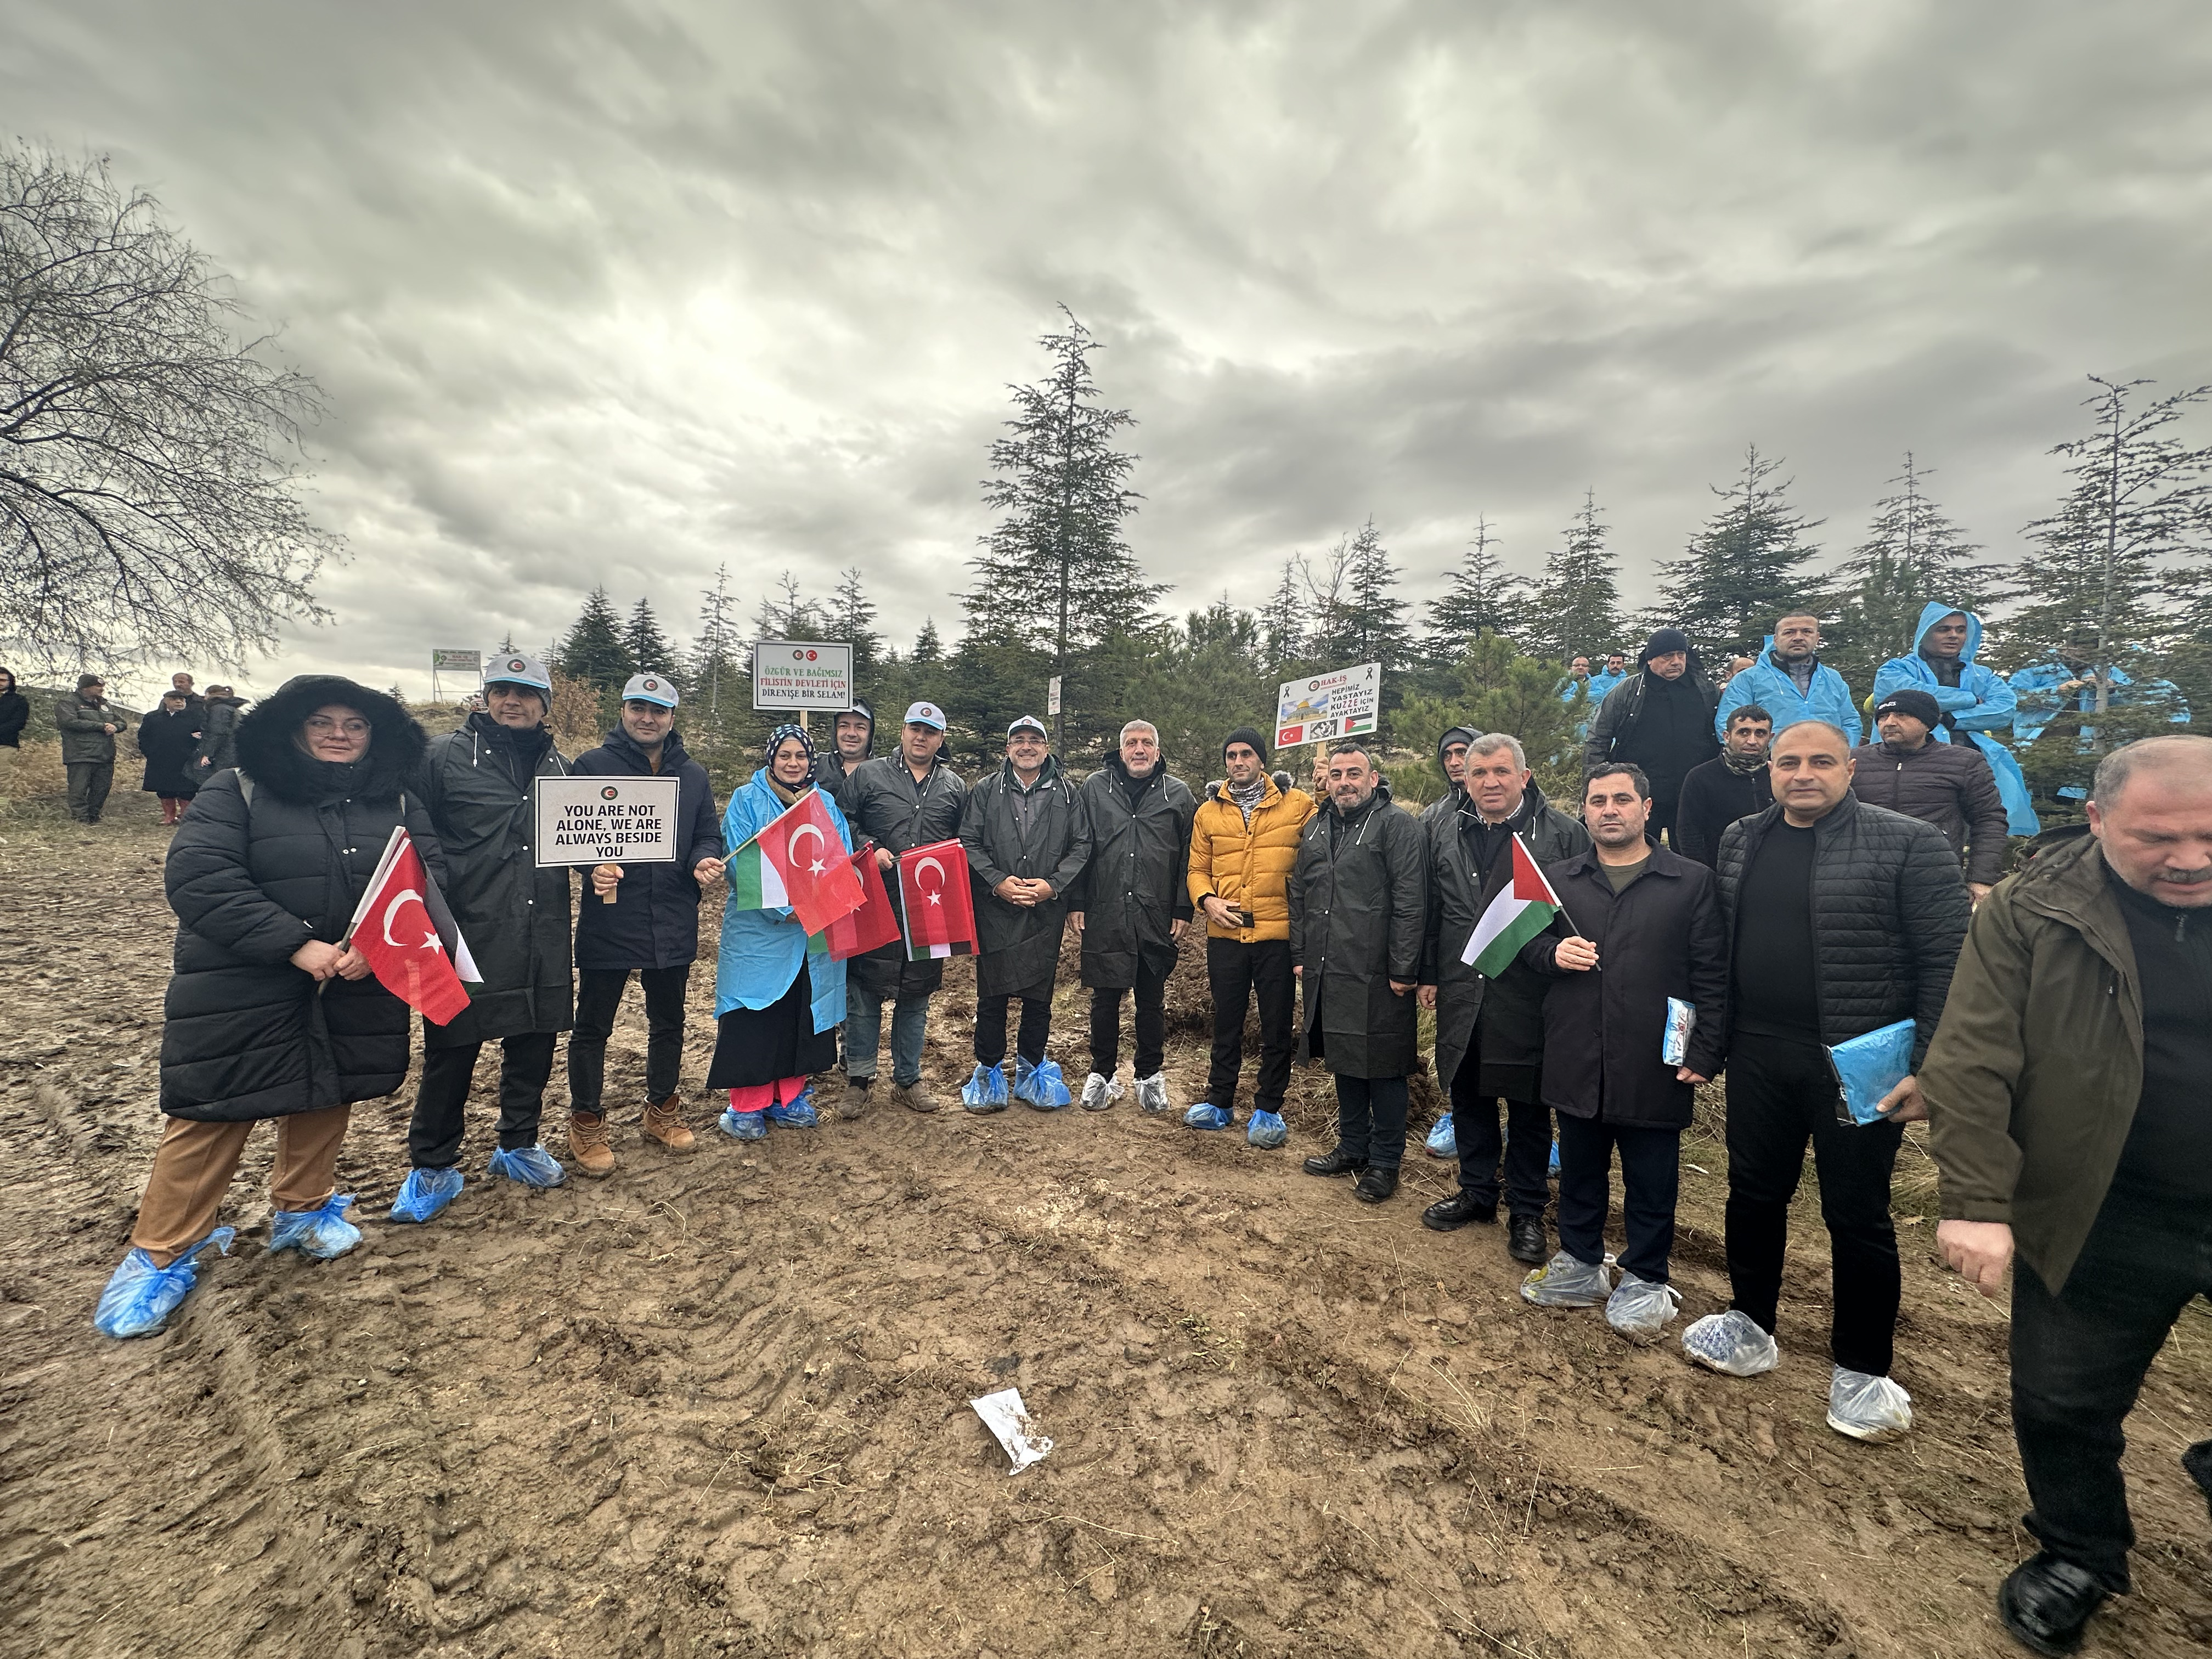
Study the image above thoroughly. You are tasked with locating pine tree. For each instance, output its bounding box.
[1656,448,1825,655]
[1257,557,1307,678]
[1424,514,1526,664]
[622,597,675,679]
[1824,455,1991,694]
[1337,517,1410,670]
[752,570,825,642]
[1523,492,1627,662]
[911,618,944,665]
[687,565,744,718]
[557,586,633,689]
[826,566,881,676]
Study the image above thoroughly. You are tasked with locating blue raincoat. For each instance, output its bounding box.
[1713,637,1863,746]
[1559,674,1596,741]
[1584,668,1627,706]
[2011,652,2190,746]
[715,768,854,1031]
[1873,602,2039,837]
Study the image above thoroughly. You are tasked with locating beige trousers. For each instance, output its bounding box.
[130,1107,351,1264]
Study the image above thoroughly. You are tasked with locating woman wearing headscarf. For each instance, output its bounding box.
[94,676,444,1338]
[708,725,854,1138]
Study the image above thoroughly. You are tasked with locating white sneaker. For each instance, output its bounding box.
[1827,1366,1913,1442]
[1520,1250,1613,1308]
[1078,1072,1123,1113]
[1681,1310,1780,1377]
[1134,1072,1171,1114]
[1604,1273,1683,1342]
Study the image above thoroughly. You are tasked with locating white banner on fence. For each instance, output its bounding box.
[1274,662,1381,749]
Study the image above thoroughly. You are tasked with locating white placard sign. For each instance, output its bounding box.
[533,777,682,867]
[752,641,854,711]
[1274,661,1382,749]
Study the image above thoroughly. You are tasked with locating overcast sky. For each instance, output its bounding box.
[8,1,2211,697]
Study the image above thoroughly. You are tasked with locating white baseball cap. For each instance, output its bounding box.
[622,672,679,708]
[1006,715,1048,740]
[904,701,947,731]
[484,653,552,693]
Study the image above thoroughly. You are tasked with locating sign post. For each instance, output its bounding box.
[1047,674,1063,755]
[533,777,681,904]
[752,641,854,712]
[430,648,481,701]
[1273,661,1382,750]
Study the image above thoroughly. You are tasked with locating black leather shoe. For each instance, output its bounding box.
[1421,1190,1498,1232]
[1302,1145,1368,1178]
[1506,1213,1549,1264]
[2184,1439,2212,1520]
[1353,1167,1398,1204]
[1998,1553,2108,1656]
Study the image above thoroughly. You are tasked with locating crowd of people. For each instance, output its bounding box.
[64,601,2212,1656]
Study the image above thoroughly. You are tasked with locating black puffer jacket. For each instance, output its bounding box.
[812,699,874,819]
[958,755,1091,997]
[1289,785,1429,1079]
[158,676,443,1122]
[1848,738,2010,886]
[1421,781,1590,1097]
[415,712,574,1048]
[1068,752,1195,990]
[571,726,723,971]
[1716,793,1971,1068]
[844,751,968,996]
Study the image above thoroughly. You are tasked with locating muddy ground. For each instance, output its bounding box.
[2,789,2208,1659]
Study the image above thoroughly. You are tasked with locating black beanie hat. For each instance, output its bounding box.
[1644,627,1691,658]
[1223,725,1269,763]
[1874,687,1943,729]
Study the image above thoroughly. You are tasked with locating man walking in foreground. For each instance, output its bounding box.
[1921,736,2212,1656]
[1185,725,1314,1146]
[1684,721,1969,1441]
[1291,742,1427,1203]
[1674,704,1773,869]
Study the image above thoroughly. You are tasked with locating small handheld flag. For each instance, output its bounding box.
[727,791,866,936]
[343,827,477,1025]
[898,839,979,961]
[1462,833,1567,978]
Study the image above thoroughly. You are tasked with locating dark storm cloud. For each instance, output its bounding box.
[5,0,2209,692]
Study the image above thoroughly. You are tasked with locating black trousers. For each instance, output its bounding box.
[1555,1114,1681,1283]
[409,1032,560,1169]
[1723,1031,1904,1376]
[1205,937,1296,1111]
[1452,1047,1552,1220]
[2012,1191,2212,1592]
[1089,953,1170,1078]
[975,991,1052,1068]
[567,964,690,1113]
[1334,1074,1410,1171]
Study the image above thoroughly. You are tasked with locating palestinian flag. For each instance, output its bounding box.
[1462,833,1565,977]
[727,791,866,936]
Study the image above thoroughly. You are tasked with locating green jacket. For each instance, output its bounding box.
[1920,830,2143,1294]
[55,692,122,764]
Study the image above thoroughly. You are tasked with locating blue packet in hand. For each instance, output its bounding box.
[1825,1019,1916,1125]
[1661,998,1694,1068]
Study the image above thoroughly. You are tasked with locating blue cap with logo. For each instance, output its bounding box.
[622,672,679,709]
[484,653,552,694]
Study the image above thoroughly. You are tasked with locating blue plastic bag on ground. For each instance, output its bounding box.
[1826,1019,1916,1125]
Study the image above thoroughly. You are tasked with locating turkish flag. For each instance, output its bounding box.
[346,831,473,1025]
[827,840,901,961]
[897,839,979,960]
[756,789,866,935]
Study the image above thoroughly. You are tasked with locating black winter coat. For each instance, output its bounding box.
[158,676,443,1122]
[0,690,26,748]
[1521,844,1729,1128]
[1289,788,1429,1079]
[1584,661,1720,812]
[415,712,574,1048]
[1421,782,1591,1098]
[1673,757,1771,868]
[958,756,1091,997]
[1716,793,1971,1069]
[1068,754,1195,990]
[190,696,246,778]
[571,727,723,971]
[1848,739,2011,886]
[811,703,874,819]
[843,752,968,996]
[137,706,203,796]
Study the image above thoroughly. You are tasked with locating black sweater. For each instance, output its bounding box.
[1674,758,1771,868]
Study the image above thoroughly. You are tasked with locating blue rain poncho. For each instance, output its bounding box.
[1714,637,1863,746]
[1872,602,2039,837]
[714,766,854,1031]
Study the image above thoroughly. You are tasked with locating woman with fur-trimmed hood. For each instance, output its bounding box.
[94,676,443,1339]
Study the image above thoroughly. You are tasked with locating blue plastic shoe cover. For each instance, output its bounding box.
[765,1086,819,1127]
[269,1193,362,1260]
[719,1107,768,1141]
[1549,1137,1561,1177]
[962,1063,1011,1110]
[93,1228,235,1339]
[1424,1111,1458,1159]
[390,1166,465,1223]
[488,1144,567,1188]
[1183,1103,1232,1130]
[1246,1109,1288,1149]
[1014,1056,1072,1110]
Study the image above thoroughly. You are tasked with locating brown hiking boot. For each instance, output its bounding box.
[641,1093,697,1154]
[894,1079,939,1114]
[568,1111,617,1177]
[837,1078,871,1121]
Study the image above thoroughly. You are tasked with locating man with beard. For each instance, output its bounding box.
[1291,741,1428,1202]
[957,716,1090,1113]
[1714,612,1862,746]
[813,699,874,817]
[1069,720,1195,1113]
[1674,706,1775,870]
[1874,602,2039,838]
[1419,733,1591,1262]
[1851,689,2010,903]
[1921,736,2212,1656]
[1583,627,1721,843]
[563,674,726,1175]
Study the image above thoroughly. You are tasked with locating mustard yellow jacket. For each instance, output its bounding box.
[1187,777,1317,942]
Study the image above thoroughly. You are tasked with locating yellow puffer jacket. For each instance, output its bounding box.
[1187,776,1317,942]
